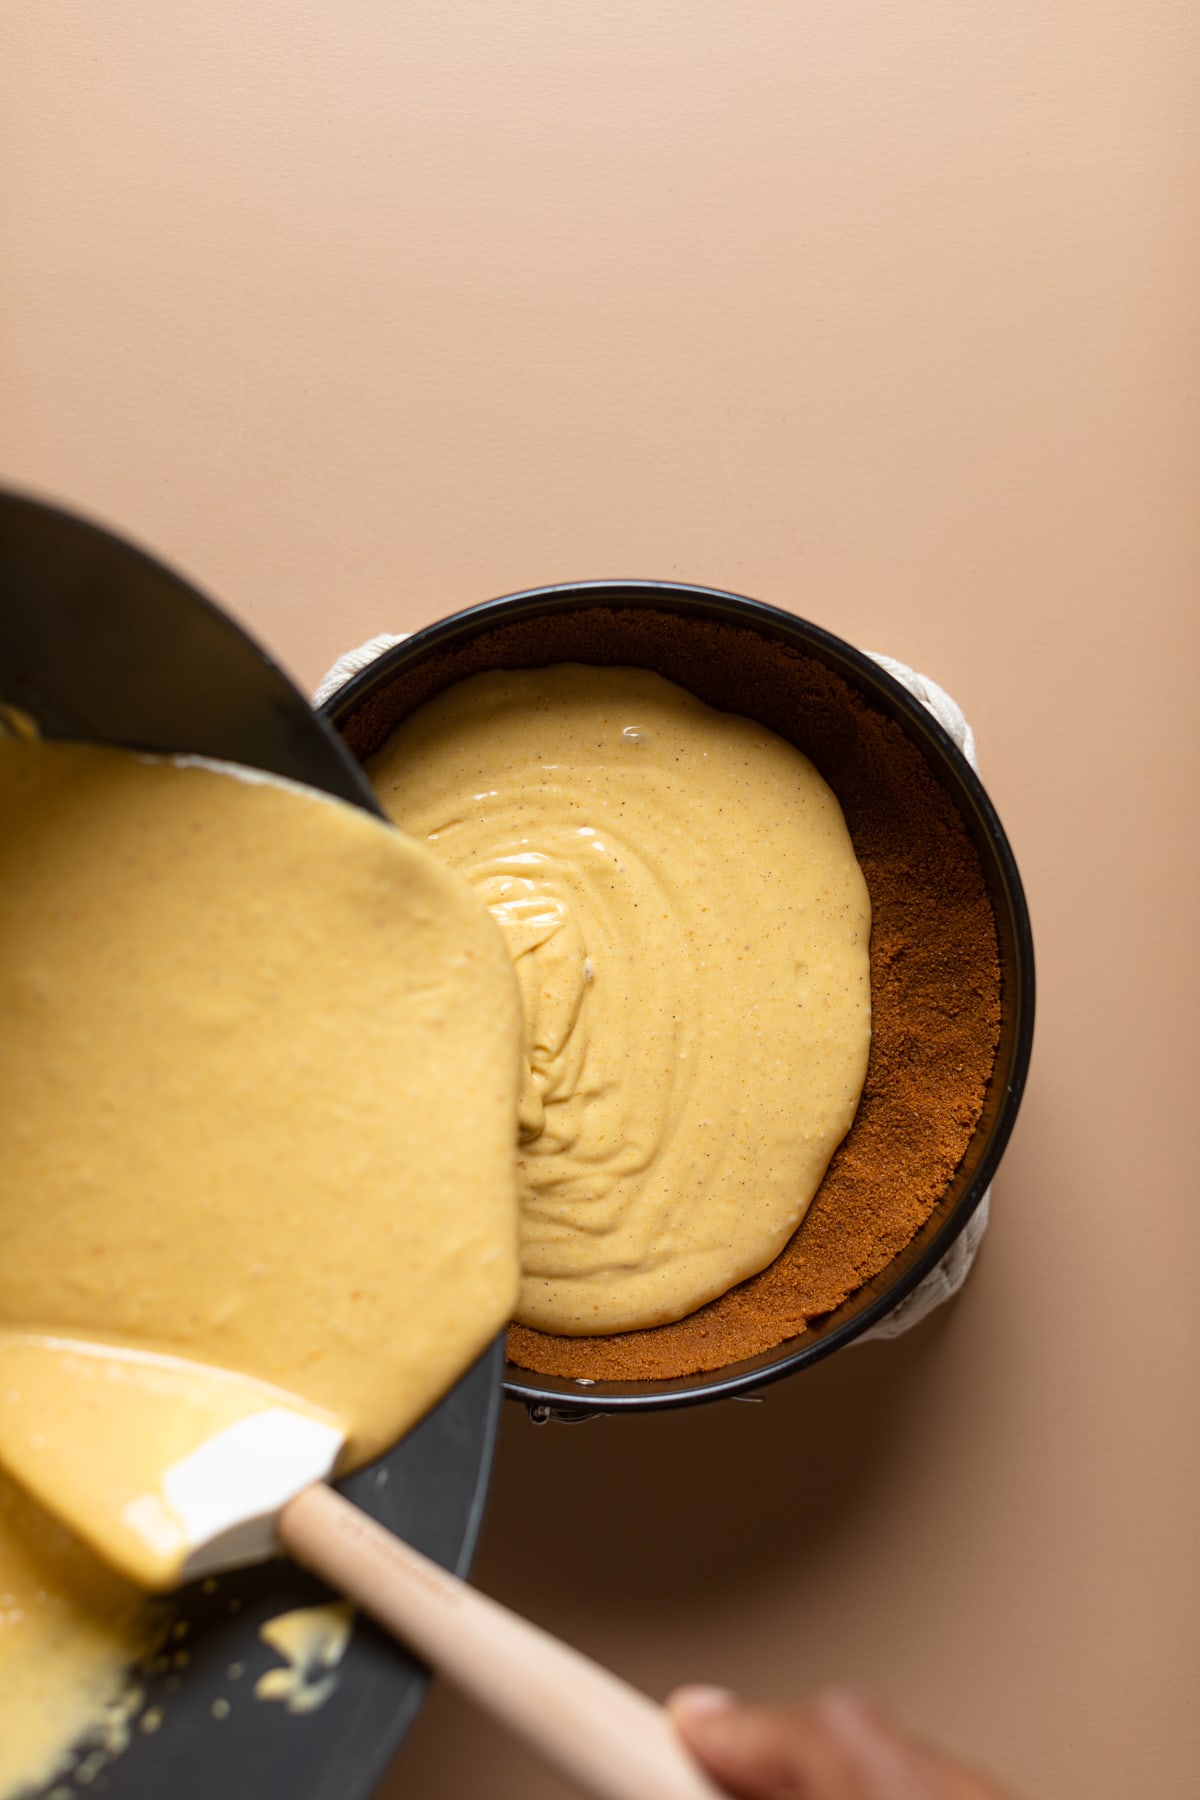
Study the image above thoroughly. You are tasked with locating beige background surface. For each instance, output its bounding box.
[4,5,1198,1796]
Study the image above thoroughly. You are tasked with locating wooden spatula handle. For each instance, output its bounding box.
[280,1483,726,1800]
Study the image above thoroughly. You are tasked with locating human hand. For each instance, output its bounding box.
[668,1686,1018,1800]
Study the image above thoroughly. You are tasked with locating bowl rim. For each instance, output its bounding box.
[324,579,1036,1415]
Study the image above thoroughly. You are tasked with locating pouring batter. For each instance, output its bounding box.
[0,735,524,1791]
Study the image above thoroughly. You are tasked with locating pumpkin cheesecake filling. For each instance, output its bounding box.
[367,663,873,1335]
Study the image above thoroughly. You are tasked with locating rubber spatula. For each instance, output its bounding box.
[0,1335,723,1800]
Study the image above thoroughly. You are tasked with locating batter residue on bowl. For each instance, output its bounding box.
[0,1470,164,1798]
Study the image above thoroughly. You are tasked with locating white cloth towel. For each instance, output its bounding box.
[314,634,990,1342]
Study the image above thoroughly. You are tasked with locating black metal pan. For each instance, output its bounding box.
[322,582,1036,1421]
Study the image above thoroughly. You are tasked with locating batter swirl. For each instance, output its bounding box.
[368,664,872,1334]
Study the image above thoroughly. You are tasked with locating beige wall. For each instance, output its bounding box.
[4,6,1198,1798]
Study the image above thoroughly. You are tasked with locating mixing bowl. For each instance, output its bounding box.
[323,581,1035,1419]
[0,489,505,1800]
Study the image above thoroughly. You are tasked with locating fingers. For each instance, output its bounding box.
[668,1686,885,1799]
[668,1686,1019,1800]
[812,1691,1005,1800]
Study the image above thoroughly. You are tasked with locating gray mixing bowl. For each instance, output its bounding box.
[0,489,505,1800]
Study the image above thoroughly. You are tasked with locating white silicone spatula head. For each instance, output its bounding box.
[0,1333,344,1587]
